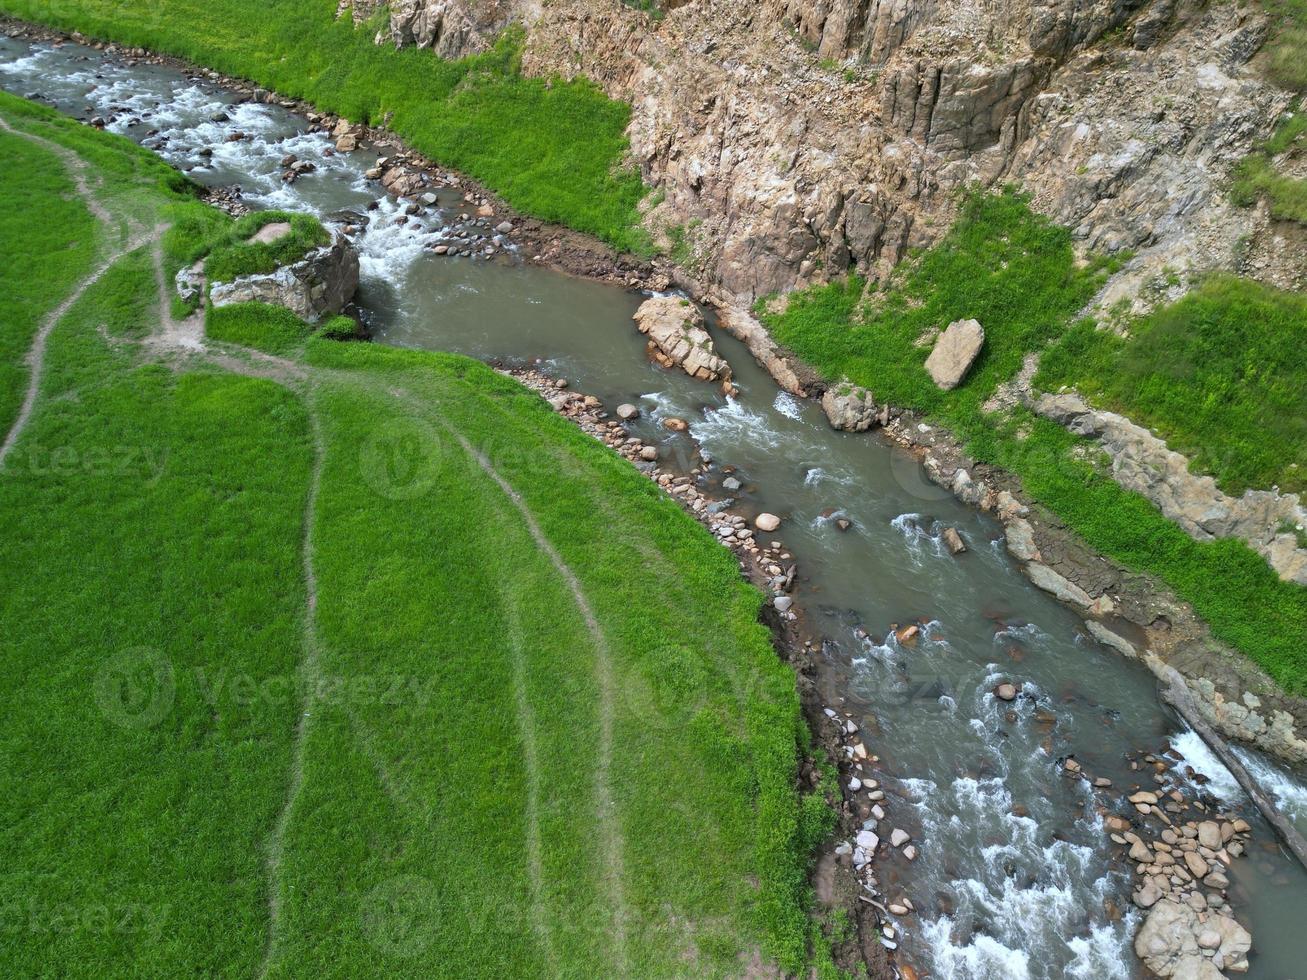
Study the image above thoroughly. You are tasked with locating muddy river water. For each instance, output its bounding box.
[3,34,1306,979]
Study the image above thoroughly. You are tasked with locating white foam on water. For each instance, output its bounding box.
[356,198,444,283]
[993,621,1050,646]
[891,512,948,564]
[1064,918,1139,979]
[903,772,1135,979]
[0,51,47,76]
[692,396,784,452]
[917,918,1032,980]
[1233,748,1307,825]
[772,390,803,420]
[1168,728,1243,802]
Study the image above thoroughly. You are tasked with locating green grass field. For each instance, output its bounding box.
[0,92,828,976]
[1037,276,1307,495]
[0,0,651,252]
[761,190,1307,694]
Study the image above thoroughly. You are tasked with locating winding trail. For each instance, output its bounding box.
[448,427,629,972]
[0,114,153,469]
[256,384,325,980]
[495,535,559,975]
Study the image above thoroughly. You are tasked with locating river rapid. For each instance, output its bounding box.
[4,33,1306,979]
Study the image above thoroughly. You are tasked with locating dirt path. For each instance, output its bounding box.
[256,385,325,980]
[448,428,630,973]
[0,115,155,470]
[494,533,559,975]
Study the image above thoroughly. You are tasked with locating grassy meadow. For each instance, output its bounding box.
[0,0,651,252]
[0,92,828,976]
[761,190,1307,694]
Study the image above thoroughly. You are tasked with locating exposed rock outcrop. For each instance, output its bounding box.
[1034,391,1307,584]
[1135,899,1251,977]
[633,295,731,383]
[209,232,360,323]
[511,0,1287,306]
[820,382,878,431]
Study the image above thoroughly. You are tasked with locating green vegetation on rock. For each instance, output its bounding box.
[1232,104,1307,223]
[0,91,827,975]
[200,210,330,284]
[1263,0,1307,92]
[0,0,652,251]
[1038,275,1307,495]
[761,189,1307,694]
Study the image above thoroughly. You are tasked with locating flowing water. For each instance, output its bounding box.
[4,35,1307,979]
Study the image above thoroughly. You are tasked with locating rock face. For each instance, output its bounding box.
[1034,391,1307,584]
[209,233,360,323]
[820,383,878,431]
[556,0,1288,300]
[924,319,984,390]
[341,0,510,59]
[633,296,731,383]
[366,0,1296,306]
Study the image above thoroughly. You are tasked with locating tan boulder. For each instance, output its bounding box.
[633,297,731,384]
[924,318,985,390]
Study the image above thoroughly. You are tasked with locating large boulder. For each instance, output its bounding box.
[633,296,731,384]
[209,233,359,324]
[820,382,878,431]
[924,318,985,390]
[1135,899,1251,977]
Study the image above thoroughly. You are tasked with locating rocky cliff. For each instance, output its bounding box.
[346,0,1298,308]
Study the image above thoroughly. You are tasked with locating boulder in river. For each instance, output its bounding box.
[820,382,878,431]
[633,296,731,384]
[942,526,966,554]
[924,318,985,390]
[1134,899,1251,977]
[755,513,781,532]
[615,403,639,420]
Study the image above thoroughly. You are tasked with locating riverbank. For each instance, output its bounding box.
[687,192,1307,770]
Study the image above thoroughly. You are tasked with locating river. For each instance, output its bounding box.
[3,33,1305,979]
